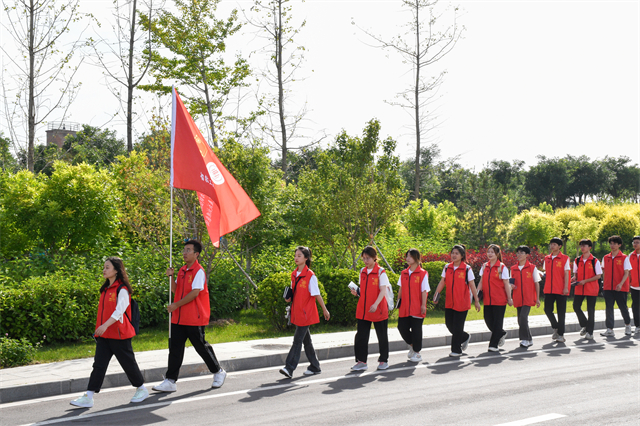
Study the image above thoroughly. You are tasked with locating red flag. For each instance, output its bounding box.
[171,87,261,246]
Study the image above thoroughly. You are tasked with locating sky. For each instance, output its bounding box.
[1,0,638,171]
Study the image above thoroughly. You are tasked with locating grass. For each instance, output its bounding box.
[32,295,624,364]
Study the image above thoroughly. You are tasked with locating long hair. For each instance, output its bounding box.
[487,244,503,262]
[451,244,467,263]
[100,257,133,294]
[296,246,312,268]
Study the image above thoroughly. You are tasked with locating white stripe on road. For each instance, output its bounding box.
[494,413,567,426]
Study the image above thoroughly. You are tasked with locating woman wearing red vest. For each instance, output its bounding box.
[350,246,392,371]
[70,257,147,408]
[511,245,541,347]
[279,246,330,378]
[397,248,430,363]
[541,237,571,343]
[629,236,640,334]
[600,235,632,337]
[433,245,481,357]
[572,239,602,341]
[477,244,512,352]
[153,240,226,393]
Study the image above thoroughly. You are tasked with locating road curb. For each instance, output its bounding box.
[0,319,627,404]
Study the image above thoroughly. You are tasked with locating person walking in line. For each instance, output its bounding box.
[572,239,602,341]
[541,237,571,343]
[629,236,640,334]
[279,246,330,378]
[477,244,512,352]
[70,257,148,408]
[600,235,632,337]
[153,240,226,393]
[350,246,392,371]
[433,244,481,358]
[511,245,541,348]
[397,248,430,363]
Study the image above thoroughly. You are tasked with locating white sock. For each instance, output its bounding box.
[86,391,95,398]
[168,379,176,384]
[138,385,147,390]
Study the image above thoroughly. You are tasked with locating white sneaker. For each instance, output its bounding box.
[600,328,615,337]
[526,340,534,347]
[498,333,506,347]
[408,353,422,363]
[488,346,499,352]
[555,335,566,343]
[70,393,94,408]
[152,379,177,393]
[519,340,528,347]
[625,325,632,336]
[351,361,368,371]
[449,352,462,357]
[407,347,415,360]
[303,368,321,376]
[212,368,227,388]
[584,333,594,340]
[461,335,470,352]
[279,367,292,378]
[579,327,587,336]
[377,362,389,370]
[551,329,559,340]
[634,326,640,334]
[130,387,149,403]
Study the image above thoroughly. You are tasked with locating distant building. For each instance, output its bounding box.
[46,122,79,148]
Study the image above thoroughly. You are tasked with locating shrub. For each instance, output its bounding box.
[316,269,359,326]
[423,261,447,311]
[208,263,250,318]
[0,336,39,368]
[256,272,327,331]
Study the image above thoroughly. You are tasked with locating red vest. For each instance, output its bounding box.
[444,263,471,312]
[543,253,569,295]
[96,280,135,340]
[290,266,320,327]
[511,262,537,307]
[574,255,600,296]
[399,266,428,318]
[172,260,210,326]
[629,252,640,288]
[481,262,507,306]
[602,252,630,292]
[356,263,389,322]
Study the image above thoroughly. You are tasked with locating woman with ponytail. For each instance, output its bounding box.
[70,257,147,408]
[397,248,429,363]
[279,246,330,378]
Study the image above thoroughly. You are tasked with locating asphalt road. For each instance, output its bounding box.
[2,328,638,426]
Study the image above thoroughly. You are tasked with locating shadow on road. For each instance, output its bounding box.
[429,357,470,374]
[541,342,571,356]
[507,347,538,361]
[238,380,301,403]
[573,340,606,353]
[322,372,377,395]
[376,363,417,382]
[471,351,507,368]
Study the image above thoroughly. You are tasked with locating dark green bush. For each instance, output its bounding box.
[424,261,448,311]
[256,271,327,331]
[0,336,39,367]
[208,260,250,318]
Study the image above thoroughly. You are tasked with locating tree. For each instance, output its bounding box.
[92,0,157,152]
[506,208,556,250]
[399,143,441,200]
[525,156,572,208]
[247,0,310,177]
[360,0,463,199]
[0,133,19,172]
[62,124,127,167]
[600,156,640,202]
[565,155,606,205]
[1,0,86,171]
[140,0,250,148]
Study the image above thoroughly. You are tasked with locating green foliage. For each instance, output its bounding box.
[401,199,457,243]
[506,209,556,249]
[208,258,251,318]
[0,133,19,173]
[599,211,640,248]
[316,269,359,325]
[0,170,43,257]
[62,125,127,167]
[0,336,39,367]
[424,261,447,311]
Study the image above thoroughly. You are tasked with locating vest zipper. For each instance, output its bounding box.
[407,273,412,314]
[519,268,524,304]
[362,272,370,320]
[177,270,185,325]
[485,264,492,305]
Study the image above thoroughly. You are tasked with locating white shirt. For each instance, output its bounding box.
[572,257,603,275]
[441,265,476,282]
[479,263,510,280]
[362,267,391,288]
[190,269,206,291]
[517,265,542,283]
[111,288,130,323]
[551,255,571,271]
[295,270,320,296]
[396,269,430,292]
[601,254,632,271]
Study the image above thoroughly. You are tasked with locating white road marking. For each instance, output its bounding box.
[494,413,567,426]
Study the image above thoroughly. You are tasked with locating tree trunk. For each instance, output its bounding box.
[413,4,421,200]
[27,0,36,172]
[126,0,137,152]
[276,0,287,175]
[201,63,218,148]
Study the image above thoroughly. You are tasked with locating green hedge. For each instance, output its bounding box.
[256,271,328,331]
[316,269,359,326]
[424,261,447,311]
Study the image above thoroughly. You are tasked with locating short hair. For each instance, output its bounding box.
[295,246,312,267]
[451,244,467,262]
[516,245,531,255]
[608,235,623,245]
[633,236,640,242]
[487,244,503,262]
[361,246,377,260]
[405,248,422,265]
[579,239,593,247]
[184,239,203,254]
[549,237,563,246]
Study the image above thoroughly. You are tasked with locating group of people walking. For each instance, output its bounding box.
[71,235,640,409]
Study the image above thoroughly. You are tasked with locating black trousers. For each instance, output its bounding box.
[483,305,506,348]
[88,337,144,392]
[631,288,640,327]
[544,293,567,336]
[284,325,321,373]
[573,295,597,334]
[354,319,389,363]
[516,306,532,341]
[603,290,630,329]
[166,323,221,381]
[397,316,424,353]
[444,308,468,354]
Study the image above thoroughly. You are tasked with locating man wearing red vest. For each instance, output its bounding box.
[629,236,640,334]
[511,245,541,347]
[153,240,226,392]
[600,235,632,337]
[541,237,570,343]
[572,239,602,340]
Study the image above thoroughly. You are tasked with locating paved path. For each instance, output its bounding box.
[0,311,631,403]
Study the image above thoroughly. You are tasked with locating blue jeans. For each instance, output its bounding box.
[285,325,321,373]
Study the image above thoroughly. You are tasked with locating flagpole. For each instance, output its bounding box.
[169,186,173,343]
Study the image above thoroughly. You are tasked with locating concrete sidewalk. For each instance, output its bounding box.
[0,310,631,404]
